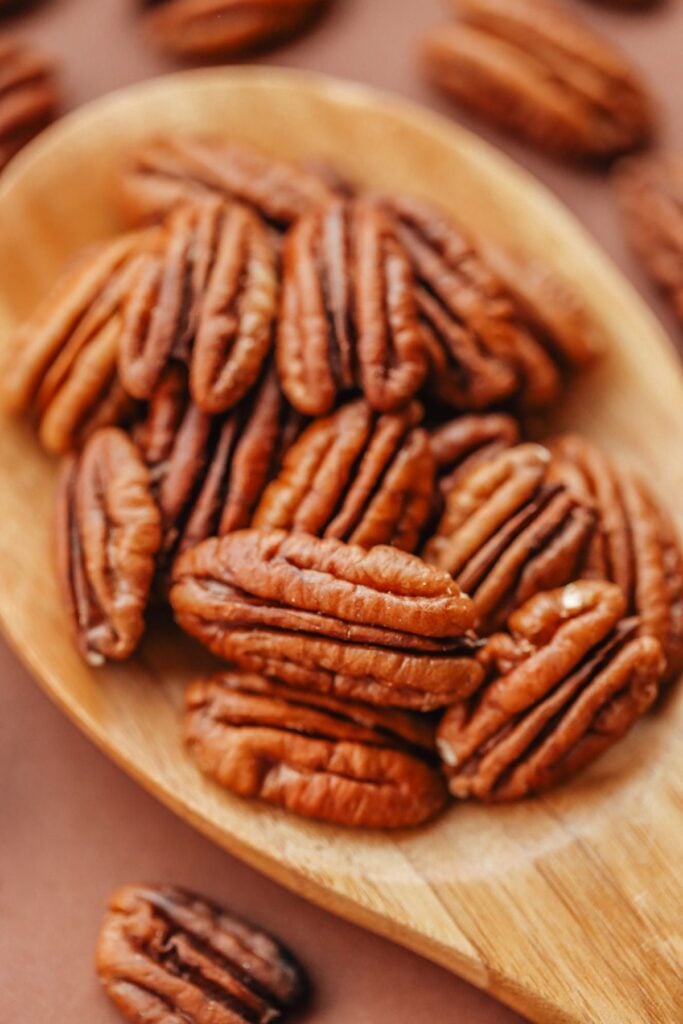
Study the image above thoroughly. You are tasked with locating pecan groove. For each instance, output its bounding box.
[0,36,59,171]
[430,412,521,496]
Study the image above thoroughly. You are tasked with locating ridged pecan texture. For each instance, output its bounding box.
[430,412,521,497]
[96,884,307,1024]
[55,428,162,665]
[437,581,664,800]
[0,36,59,171]
[171,529,483,709]
[185,671,448,827]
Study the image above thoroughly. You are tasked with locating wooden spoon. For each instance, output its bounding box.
[0,69,680,1024]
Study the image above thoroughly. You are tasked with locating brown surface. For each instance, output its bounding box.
[0,0,681,1021]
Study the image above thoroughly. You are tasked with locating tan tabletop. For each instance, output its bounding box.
[1,1,681,1022]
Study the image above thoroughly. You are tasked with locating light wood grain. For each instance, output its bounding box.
[0,68,680,1024]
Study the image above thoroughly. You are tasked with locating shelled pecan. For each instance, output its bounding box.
[0,36,59,172]
[254,399,435,552]
[277,196,428,415]
[422,0,654,162]
[437,581,664,800]
[96,884,307,1024]
[423,444,596,632]
[430,412,521,497]
[171,529,483,709]
[117,135,335,231]
[615,154,683,324]
[55,428,162,665]
[185,671,448,827]
[120,197,278,412]
[0,230,160,453]
[142,0,325,59]
[550,433,683,677]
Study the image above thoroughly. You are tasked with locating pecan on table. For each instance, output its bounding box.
[430,412,521,497]
[96,884,307,1024]
[277,196,428,416]
[422,0,654,163]
[171,529,483,709]
[0,230,160,453]
[253,398,435,552]
[119,196,278,413]
[550,433,683,678]
[437,580,664,800]
[423,443,596,633]
[141,0,325,59]
[117,134,335,231]
[185,671,448,827]
[0,36,59,172]
[55,428,162,665]
[615,154,683,325]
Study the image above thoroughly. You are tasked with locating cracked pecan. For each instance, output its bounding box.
[96,884,307,1024]
[430,412,521,497]
[120,197,278,413]
[423,0,654,162]
[550,433,683,677]
[253,398,435,552]
[117,135,335,231]
[170,529,483,709]
[437,581,664,800]
[0,36,59,171]
[277,196,428,415]
[185,671,448,827]
[615,154,683,324]
[55,428,162,665]
[423,443,596,633]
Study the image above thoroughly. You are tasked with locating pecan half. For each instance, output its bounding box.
[423,0,654,162]
[437,581,664,800]
[96,884,307,1024]
[430,412,521,496]
[0,36,59,171]
[277,196,428,415]
[254,398,435,552]
[185,671,448,827]
[423,444,596,632]
[550,433,683,677]
[615,154,683,324]
[142,0,324,58]
[55,428,162,665]
[117,135,334,231]
[170,530,483,709]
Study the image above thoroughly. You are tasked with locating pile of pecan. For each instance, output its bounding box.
[2,133,679,829]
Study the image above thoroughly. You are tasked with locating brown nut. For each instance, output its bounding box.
[55,427,162,665]
[423,0,654,163]
[170,529,483,709]
[185,671,448,828]
[429,412,521,497]
[0,36,59,172]
[277,196,428,416]
[437,581,664,800]
[423,443,596,633]
[254,398,435,552]
[96,884,307,1024]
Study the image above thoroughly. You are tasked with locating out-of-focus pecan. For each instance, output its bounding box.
[120,197,278,413]
[277,196,428,415]
[422,0,654,163]
[141,0,324,59]
[254,398,435,552]
[437,581,664,800]
[0,36,59,172]
[0,230,160,453]
[171,529,483,709]
[117,135,335,231]
[550,433,683,677]
[55,428,162,665]
[185,671,448,827]
[96,884,307,1024]
[430,412,521,496]
[615,154,683,324]
[423,443,596,632]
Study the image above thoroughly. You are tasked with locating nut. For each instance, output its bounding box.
[55,427,162,665]
[0,36,59,171]
[437,581,664,800]
[185,671,448,827]
[96,883,307,1024]
[429,412,521,496]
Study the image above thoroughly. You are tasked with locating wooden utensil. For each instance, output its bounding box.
[0,68,680,1024]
